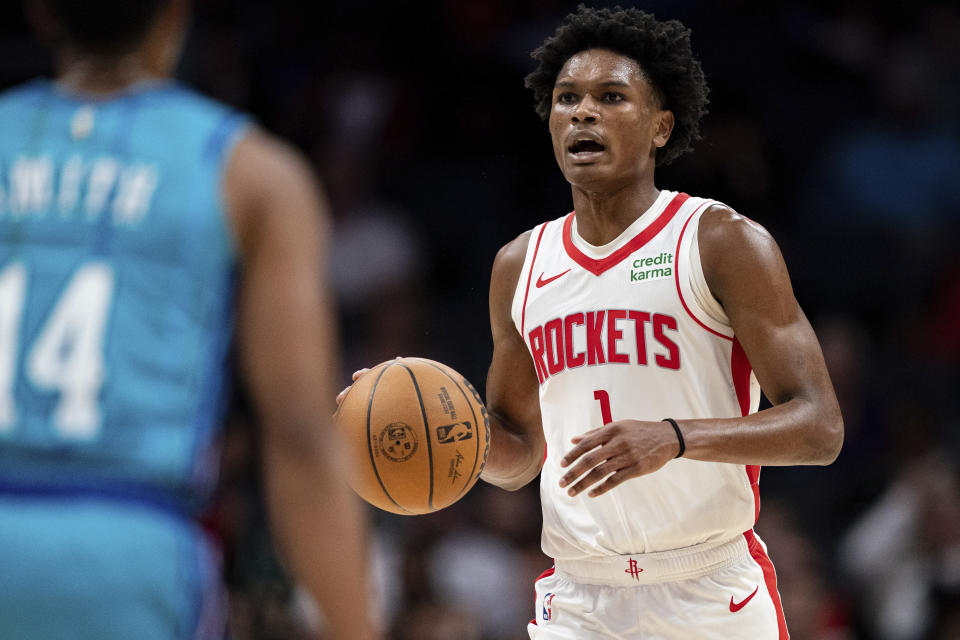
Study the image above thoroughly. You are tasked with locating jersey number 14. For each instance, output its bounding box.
[0,261,114,439]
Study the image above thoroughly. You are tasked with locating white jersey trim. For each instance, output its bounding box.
[510,220,551,337]
[675,199,735,340]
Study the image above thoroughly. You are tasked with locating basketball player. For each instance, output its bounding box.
[0,1,376,639]
[479,6,843,639]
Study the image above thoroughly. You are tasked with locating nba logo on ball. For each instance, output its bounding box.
[542,593,555,621]
[436,421,474,443]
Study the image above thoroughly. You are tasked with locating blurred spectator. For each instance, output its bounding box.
[391,603,482,640]
[841,451,960,639]
[425,485,544,639]
[805,40,960,232]
[757,501,853,640]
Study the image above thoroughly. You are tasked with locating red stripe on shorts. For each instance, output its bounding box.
[744,530,789,639]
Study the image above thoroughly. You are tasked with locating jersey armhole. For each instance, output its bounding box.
[211,114,254,261]
[676,202,735,340]
[510,222,548,336]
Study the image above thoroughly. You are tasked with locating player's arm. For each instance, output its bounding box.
[225,129,377,640]
[479,232,546,491]
[558,206,843,497]
[679,206,844,463]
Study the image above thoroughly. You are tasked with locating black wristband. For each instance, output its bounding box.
[663,418,685,458]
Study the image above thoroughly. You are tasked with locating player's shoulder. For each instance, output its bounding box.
[489,229,538,307]
[493,212,567,265]
[223,127,324,250]
[494,229,534,268]
[226,127,316,196]
[695,200,787,298]
[697,201,777,255]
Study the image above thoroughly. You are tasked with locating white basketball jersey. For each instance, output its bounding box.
[510,190,762,560]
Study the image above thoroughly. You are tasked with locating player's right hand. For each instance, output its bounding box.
[335,369,369,406]
[558,419,679,497]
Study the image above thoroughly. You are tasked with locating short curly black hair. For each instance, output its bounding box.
[525,4,709,166]
[41,0,170,54]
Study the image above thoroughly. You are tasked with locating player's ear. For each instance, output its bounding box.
[653,109,674,149]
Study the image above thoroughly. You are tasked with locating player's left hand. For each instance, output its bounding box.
[558,420,680,497]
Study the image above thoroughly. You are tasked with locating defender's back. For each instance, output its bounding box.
[0,79,247,509]
[0,79,249,639]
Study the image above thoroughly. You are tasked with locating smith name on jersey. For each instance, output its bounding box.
[0,79,248,511]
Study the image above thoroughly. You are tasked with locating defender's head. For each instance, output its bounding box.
[525,5,709,187]
[30,0,187,74]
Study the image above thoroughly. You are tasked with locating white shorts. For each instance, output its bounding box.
[528,531,788,640]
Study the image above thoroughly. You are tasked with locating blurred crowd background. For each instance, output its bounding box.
[2,1,959,638]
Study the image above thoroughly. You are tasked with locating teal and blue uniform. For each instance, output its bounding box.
[0,79,249,639]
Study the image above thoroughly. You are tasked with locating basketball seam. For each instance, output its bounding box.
[366,363,411,514]
[414,358,487,503]
[397,362,434,511]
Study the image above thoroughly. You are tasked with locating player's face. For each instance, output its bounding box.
[549,49,673,192]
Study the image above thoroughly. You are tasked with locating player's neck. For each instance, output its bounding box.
[55,48,168,97]
[571,178,660,246]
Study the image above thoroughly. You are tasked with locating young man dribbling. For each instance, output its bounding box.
[480,6,843,638]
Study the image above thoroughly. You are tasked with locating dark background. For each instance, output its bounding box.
[2,1,959,639]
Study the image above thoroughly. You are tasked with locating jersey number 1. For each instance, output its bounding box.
[0,261,114,439]
[593,390,613,425]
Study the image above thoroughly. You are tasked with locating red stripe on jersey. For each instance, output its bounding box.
[562,192,689,276]
[521,222,549,337]
[731,337,753,416]
[746,464,761,524]
[743,531,789,639]
[732,337,761,522]
[529,566,556,626]
[673,201,732,341]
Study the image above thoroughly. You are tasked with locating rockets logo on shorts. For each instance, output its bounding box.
[625,558,643,580]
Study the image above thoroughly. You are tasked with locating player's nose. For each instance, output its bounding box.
[572,94,600,124]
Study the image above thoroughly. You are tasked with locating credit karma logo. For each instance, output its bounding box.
[629,252,673,283]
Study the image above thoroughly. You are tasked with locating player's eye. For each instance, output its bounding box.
[556,92,578,105]
[602,92,625,103]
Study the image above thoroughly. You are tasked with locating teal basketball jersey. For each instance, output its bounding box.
[0,79,249,512]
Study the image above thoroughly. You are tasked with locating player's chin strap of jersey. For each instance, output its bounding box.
[662,418,685,458]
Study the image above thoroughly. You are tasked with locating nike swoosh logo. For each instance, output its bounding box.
[729,585,759,612]
[536,269,571,288]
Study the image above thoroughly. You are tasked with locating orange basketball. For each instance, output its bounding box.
[334,357,490,515]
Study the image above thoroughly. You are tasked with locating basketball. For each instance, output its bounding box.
[334,357,490,515]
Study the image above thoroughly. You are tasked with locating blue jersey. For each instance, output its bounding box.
[0,79,249,512]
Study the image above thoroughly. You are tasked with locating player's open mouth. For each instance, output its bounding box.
[567,136,606,162]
